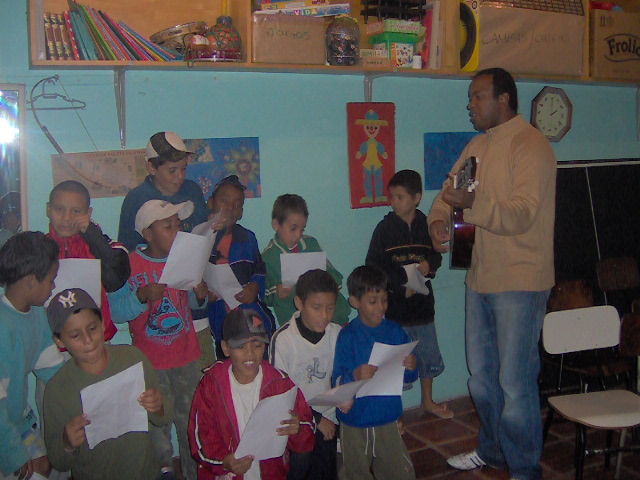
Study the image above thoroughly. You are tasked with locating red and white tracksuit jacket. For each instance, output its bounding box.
[189,359,315,479]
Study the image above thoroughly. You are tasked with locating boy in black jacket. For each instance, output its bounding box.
[366,169,451,419]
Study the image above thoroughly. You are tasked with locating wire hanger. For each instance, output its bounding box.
[28,75,97,155]
[27,75,86,111]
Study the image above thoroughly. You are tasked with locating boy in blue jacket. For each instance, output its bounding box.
[332,265,417,480]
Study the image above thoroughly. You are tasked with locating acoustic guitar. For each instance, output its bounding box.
[450,156,479,270]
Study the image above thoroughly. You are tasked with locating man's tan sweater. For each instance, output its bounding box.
[428,115,557,294]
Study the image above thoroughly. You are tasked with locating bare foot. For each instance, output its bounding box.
[397,418,405,435]
[421,402,454,419]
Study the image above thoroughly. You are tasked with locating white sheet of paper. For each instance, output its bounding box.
[234,387,297,461]
[356,341,419,398]
[159,231,215,290]
[403,264,430,295]
[191,213,222,237]
[308,379,370,407]
[280,252,327,287]
[80,361,148,450]
[46,258,101,307]
[203,263,242,309]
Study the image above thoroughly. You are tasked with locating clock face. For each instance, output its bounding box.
[531,87,572,142]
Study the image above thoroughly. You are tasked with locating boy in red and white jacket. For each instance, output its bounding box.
[189,308,314,480]
[47,180,130,343]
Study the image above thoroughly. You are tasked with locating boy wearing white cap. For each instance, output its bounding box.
[118,131,208,252]
[110,199,208,480]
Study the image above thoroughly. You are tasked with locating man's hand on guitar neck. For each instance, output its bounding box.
[429,220,451,253]
[443,183,476,210]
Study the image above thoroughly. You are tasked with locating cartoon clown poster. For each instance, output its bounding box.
[347,103,395,209]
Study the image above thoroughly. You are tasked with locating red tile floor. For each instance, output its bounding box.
[402,396,640,480]
[174,395,639,479]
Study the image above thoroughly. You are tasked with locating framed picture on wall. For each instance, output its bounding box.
[347,102,396,209]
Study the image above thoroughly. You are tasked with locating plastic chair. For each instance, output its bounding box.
[543,305,640,479]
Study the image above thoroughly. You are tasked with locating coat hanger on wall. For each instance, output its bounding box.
[28,75,96,155]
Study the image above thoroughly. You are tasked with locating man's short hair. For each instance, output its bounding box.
[295,269,338,303]
[347,265,388,301]
[475,67,518,113]
[49,180,91,208]
[0,231,59,288]
[272,194,309,224]
[388,170,422,197]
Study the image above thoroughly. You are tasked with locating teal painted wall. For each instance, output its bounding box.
[2,2,639,408]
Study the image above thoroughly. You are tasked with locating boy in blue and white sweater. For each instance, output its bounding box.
[0,232,64,478]
[332,265,418,480]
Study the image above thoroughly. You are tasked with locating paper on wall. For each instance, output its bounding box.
[80,361,148,450]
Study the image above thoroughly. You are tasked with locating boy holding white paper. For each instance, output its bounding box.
[365,170,450,419]
[47,180,131,344]
[43,288,172,478]
[270,270,352,480]
[109,199,207,480]
[263,194,351,327]
[206,175,274,360]
[332,266,417,480]
[189,308,314,480]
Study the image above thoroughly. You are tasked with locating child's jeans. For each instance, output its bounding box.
[150,360,201,480]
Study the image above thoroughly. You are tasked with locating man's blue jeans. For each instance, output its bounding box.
[465,286,550,480]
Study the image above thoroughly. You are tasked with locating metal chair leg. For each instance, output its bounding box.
[575,424,586,480]
[615,428,626,480]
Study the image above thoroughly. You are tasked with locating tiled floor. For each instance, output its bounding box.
[403,396,640,480]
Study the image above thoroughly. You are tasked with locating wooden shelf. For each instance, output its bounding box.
[28,0,639,87]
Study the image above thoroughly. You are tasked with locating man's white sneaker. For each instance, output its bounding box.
[447,450,487,470]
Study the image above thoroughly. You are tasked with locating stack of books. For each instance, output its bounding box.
[253,0,351,17]
[42,1,179,61]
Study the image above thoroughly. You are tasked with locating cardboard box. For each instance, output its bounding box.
[477,6,584,76]
[590,10,640,81]
[252,14,326,64]
[365,19,423,36]
[369,32,418,68]
[360,49,391,68]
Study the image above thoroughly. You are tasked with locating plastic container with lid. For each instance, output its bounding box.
[326,15,360,66]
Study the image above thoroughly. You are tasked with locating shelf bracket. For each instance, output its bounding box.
[363,73,389,102]
[114,68,126,148]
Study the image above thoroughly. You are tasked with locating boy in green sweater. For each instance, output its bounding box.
[262,194,351,327]
[43,288,173,479]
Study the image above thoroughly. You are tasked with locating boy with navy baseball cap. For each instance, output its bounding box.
[43,287,172,478]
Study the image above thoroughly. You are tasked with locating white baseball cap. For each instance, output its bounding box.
[135,200,194,235]
[145,131,193,162]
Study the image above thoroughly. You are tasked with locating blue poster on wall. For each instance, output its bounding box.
[423,132,478,190]
[184,137,261,200]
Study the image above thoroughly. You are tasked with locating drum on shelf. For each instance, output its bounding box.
[150,21,208,54]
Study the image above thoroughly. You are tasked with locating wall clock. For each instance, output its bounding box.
[531,86,573,142]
